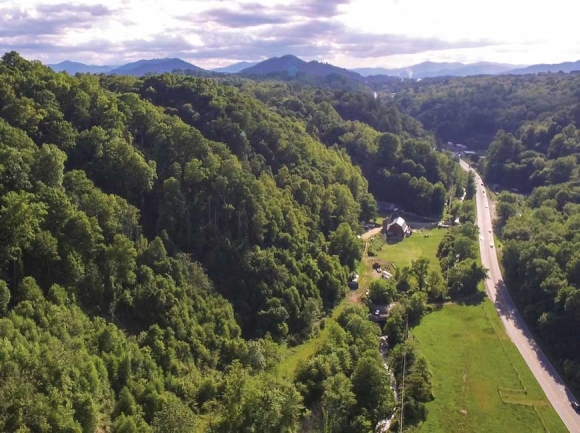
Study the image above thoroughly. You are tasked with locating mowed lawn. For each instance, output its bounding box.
[413,302,566,433]
[375,227,446,274]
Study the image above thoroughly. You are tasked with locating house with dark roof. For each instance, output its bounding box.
[383,216,411,239]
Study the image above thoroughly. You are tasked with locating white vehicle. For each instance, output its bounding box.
[490,243,494,248]
[488,229,492,233]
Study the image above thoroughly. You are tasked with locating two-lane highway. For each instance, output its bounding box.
[460,160,580,432]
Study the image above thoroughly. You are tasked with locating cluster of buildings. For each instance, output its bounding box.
[443,141,478,159]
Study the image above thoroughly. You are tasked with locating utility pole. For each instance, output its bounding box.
[400,315,408,433]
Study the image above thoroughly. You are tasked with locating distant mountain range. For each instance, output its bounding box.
[47,60,117,74]
[212,61,258,73]
[47,56,580,79]
[507,60,580,75]
[352,61,522,78]
[109,58,205,76]
[239,55,361,80]
[49,58,208,76]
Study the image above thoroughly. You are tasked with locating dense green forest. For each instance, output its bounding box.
[497,183,580,393]
[390,73,580,193]
[0,51,459,431]
[118,76,461,216]
[235,81,459,215]
[390,73,580,151]
[482,109,580,192]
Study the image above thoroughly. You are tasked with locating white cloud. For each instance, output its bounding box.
[1,0,579,68]
[335,0,580,66]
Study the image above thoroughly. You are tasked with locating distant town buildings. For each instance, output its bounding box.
[443,142,480,159]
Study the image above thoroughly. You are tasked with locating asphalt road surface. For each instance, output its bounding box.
[460,160,580,432]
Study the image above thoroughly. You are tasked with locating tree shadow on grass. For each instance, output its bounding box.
[452,291,486,306]
[429,302,445,313]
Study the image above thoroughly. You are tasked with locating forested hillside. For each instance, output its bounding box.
[0,51,388,431]
[227,81,459,215]
[381,73,580,194]
[101,73,460,215]
[390,73,580,150]
[483,109,580,192]
[497,184,580,393]
[0,51,458,431]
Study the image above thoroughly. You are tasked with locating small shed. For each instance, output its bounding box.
[381,270,393,280]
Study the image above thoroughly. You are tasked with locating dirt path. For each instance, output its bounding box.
[348,227,384,305]
[362,226,382,240]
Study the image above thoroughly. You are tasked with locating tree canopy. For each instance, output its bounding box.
[0,51,394,431]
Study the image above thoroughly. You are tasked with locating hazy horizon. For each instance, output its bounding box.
[2,0,579,69]
[46,56,530,70]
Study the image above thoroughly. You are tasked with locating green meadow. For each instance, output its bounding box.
[413,302,566,433]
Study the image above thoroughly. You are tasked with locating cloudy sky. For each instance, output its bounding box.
[2,0,580,69]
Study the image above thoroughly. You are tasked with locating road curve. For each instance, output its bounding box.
[460,160,580,432]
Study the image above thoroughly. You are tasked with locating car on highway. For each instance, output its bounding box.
[485,204,488,208]
[488,228,492,233]
[572,401,580,413]
[490,243,494,248]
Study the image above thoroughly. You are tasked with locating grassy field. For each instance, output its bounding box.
[413,302,566,433]
[373,227,565,432]
[375,227,446,275]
